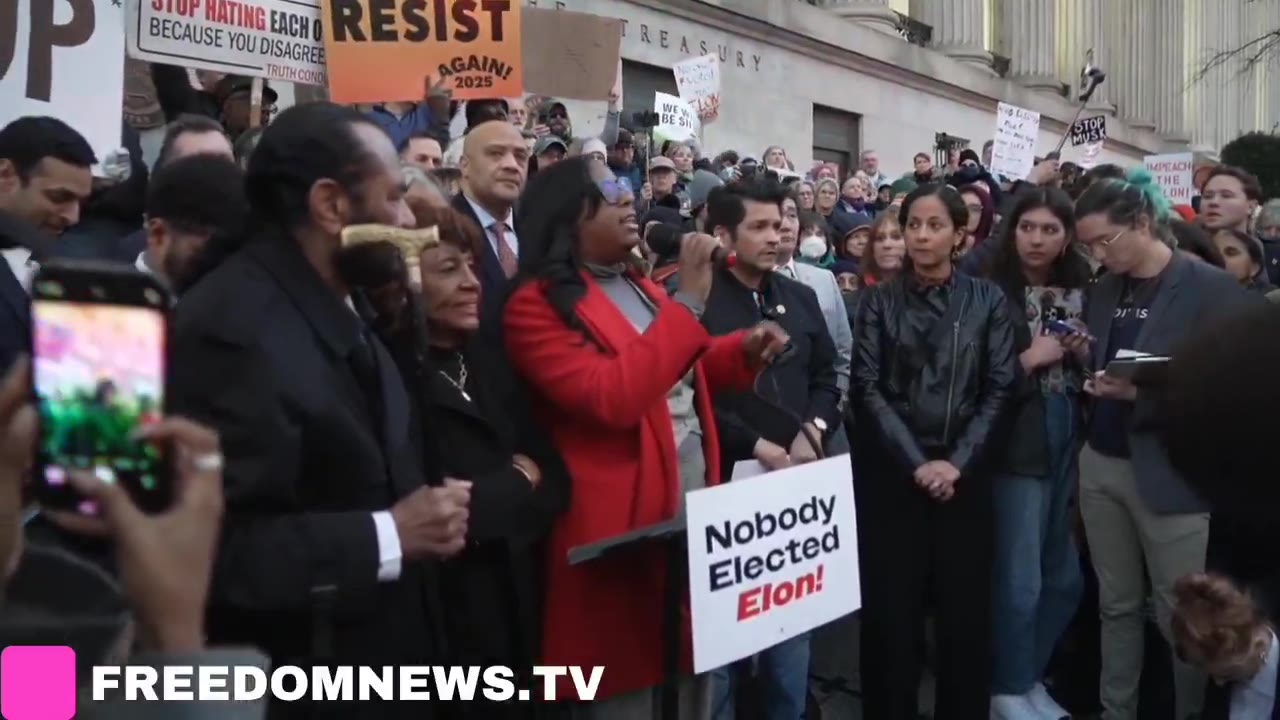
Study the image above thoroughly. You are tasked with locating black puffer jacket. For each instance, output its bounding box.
[851,271,1018,474]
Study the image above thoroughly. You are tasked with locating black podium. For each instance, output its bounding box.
[569,516,688,720]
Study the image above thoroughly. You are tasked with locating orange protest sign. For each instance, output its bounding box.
[320,0,521,103]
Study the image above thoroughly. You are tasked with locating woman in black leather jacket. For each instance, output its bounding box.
[851,183,1018,720]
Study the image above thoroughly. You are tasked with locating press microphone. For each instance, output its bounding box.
[644,224,736,268]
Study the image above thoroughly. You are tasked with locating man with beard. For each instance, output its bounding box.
[168,102,471,719]
[137,154,247,295]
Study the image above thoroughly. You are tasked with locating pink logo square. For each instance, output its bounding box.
[1,646,76,720]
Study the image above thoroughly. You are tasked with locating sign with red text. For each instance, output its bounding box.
[0,0,124,167]
[126,0,326,87]
[1144,152,1196,203]
[686,455,861,673]
[673,54,720,123]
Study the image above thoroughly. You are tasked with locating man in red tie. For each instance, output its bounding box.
[453,120,529,330]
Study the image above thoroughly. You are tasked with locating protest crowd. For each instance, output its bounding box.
[4,2,1280,720]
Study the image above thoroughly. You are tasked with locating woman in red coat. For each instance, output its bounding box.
[504,157,787,717]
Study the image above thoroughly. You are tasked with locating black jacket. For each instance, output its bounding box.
[0,211,39,373]
[169,238,447,719]
[702,267,842,473]
[992,285,1086,477]
[851,272,1018,475]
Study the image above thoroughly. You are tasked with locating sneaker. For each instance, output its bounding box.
[991,693,1042,719]
[1027,683,1070,720]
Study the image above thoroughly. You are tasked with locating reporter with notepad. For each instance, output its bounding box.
[1073,169,1261,720]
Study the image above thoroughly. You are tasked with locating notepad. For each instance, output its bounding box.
[1105,353,1171,384]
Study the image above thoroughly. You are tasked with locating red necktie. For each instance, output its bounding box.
[492,222,516,279]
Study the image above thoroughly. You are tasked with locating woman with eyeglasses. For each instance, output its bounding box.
[502,157,788,717]
[337,201,572,719]
[1073,168,1260,720]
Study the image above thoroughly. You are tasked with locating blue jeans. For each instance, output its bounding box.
[991,392,1084,694]
[709,633,810,720]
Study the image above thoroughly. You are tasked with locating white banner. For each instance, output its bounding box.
[1144,152,1196,204]
[126,0,326,87]
[672,55,720,123]
[654,92,699,143]
[990,102,1040,181]
[0,0,124,166]
[686,455,861,673]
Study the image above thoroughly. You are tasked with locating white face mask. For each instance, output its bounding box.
[799,234,827,260]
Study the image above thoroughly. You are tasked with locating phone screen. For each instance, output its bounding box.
[33,298,167,515]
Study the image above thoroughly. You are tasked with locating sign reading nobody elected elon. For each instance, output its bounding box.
[686,455,861,673]
[321,0,521,103]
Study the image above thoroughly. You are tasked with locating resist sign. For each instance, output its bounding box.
[686,455,861,673]
[320,0,521,103]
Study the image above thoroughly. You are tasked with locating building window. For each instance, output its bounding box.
[621,60,678,139]
[812,105,861,179]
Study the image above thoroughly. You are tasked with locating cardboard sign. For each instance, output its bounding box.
[126,0,326,86]
[654,92,698,143]
[1069,115,1106,147]
[521,7,621,101]
[1144,152,1195,203]
[673,54,720,123]
[0,0,124,166]
[686,455,861,673]
[320,0,522,103]
[990,102,1040,181]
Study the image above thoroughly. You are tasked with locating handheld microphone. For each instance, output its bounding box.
[644,224,736,268]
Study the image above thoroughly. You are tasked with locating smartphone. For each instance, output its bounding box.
[30,262,172,515]
[1045,319,1077,336]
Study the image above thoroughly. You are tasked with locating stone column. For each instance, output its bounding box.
[911,0,993,74]
[1055,0,1112,112]
[998,0,1059,93]
[1152,0,1188,139]
[821,0,901,36]
[1108,0,1157,130]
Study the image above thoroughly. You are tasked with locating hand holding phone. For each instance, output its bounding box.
[31,262,172,516]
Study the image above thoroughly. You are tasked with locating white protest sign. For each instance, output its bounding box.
[126,0,326,86]
[990,102,1040,181]
[686,454,861,673]
[654,92,699,143]
[0,0,124,166]
[672,54,720,123]
[1144,152,1196,203]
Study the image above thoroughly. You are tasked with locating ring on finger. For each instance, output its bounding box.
[190,452,224,473]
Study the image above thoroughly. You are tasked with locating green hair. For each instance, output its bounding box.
[1120,167,1173,222]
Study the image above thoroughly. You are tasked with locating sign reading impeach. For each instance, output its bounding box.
[321,0,522,103]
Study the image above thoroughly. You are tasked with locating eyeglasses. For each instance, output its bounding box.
[1086,228,1127,256]
[596,178,631,205]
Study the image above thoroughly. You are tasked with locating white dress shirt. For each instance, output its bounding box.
[341,295,404,582]
[1,247,36,294]
[135,251,152,274]
[464,194,518,261]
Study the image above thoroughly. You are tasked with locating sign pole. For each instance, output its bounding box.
[249,77,264,129]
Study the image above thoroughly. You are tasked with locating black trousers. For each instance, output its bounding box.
[856,462,994,720]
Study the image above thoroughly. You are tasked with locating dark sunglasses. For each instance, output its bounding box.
[596,178,631,204]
